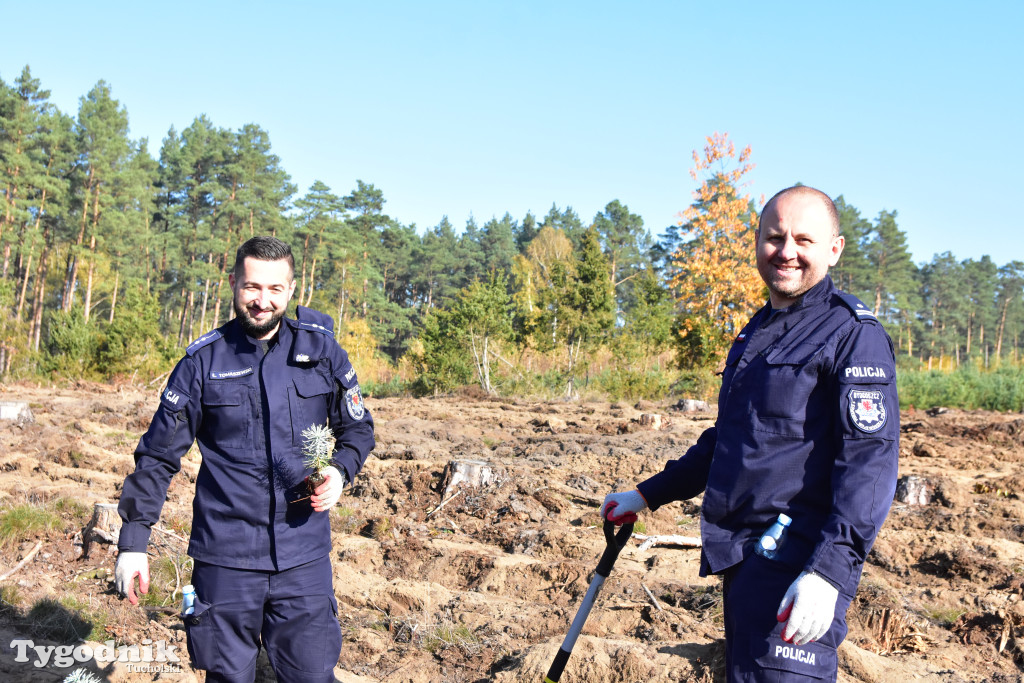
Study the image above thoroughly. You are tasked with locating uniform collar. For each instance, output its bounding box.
[266,318,292,348]
[768,275,836,315]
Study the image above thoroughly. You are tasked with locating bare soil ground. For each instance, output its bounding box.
[1,382,1024,682]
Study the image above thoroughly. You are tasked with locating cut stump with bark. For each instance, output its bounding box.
[895,475,933,506]
[673,399,711,413]
[82,503,122,558]
[441,460,504,500]
[0,401,33,424]
[637,414,665,430]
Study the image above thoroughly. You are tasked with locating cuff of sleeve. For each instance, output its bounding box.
[117,522,152,553]
[636,475,666,512]
[332,449,357,485]
[805,541,852,591]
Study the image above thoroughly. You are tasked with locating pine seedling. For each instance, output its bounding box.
[301,422,335,488]
[64,670,102,683]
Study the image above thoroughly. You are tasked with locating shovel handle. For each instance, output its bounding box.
[544,521,634,682]
[596,519,633,577]
[605,519,634,549]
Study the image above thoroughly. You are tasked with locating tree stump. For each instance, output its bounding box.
[0,401,33,424]
[82,503,122,558]
[895,475,933,505]
[674,399,711,413]
[530,416,566,432]
[441,460,503,500]
[638,414,665,430]
[912,441,939,458]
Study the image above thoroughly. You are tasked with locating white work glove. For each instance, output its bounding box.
[599,489,647,524]
[311,466,347,512]
[777,571,839,646]
[115,551,150,606]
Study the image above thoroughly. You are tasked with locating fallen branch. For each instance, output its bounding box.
[142,605,179,615]
[632,533,702,552]
[999,616,1011,654]
[171,556,182,601]
[426,488,464,518]
[0,541,43,581]
[642,583,664,612]
[152,524,189,544]
[545,481,604,506]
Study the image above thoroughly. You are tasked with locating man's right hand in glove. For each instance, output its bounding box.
[600,489,647,525]
[115,551,150,605]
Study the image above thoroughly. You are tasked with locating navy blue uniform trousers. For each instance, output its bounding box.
[183,555,341,683]
[722,555,855,682]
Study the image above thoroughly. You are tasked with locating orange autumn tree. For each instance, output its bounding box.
[670,132,764,368]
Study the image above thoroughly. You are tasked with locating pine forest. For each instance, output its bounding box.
[2,67,1023,410]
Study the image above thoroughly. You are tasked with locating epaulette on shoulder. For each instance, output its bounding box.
[837,292,877,322]
[295,305,335,336]
[185,329,223,356]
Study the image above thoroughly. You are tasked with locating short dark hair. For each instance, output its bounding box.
[761,185,840,238]
[233,236,295,279]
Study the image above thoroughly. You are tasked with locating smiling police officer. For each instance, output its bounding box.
[602,186,899,682]
[115,236,375,683]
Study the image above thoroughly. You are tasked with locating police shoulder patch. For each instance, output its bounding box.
[185,330,223,356]
[837,292,877,321]
[344,385,365,420]
[160,386,190,411]
[848,388,887,433]
[842,365,888,381]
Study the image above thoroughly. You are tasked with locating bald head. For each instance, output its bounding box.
[761,186,840,238]
[755,185,845,308]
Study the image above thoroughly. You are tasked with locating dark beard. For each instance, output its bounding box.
[234,299,285,338]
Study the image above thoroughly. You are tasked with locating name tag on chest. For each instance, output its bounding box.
[210,367,254,380]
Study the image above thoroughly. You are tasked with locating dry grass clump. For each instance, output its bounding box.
[0,503,61,547]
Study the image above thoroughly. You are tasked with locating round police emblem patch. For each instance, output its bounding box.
[848,389,886,433]
[345,385,365,420]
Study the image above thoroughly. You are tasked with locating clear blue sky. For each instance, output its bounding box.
[3,1,1021,266]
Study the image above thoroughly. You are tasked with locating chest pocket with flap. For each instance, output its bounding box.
[200,382,251,449]
[750,342,828,424]
[291,372,334,443]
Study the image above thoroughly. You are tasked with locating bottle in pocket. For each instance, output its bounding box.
[754,513,792,560]
[182,584,196,615]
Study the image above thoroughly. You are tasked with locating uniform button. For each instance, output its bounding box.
[186,616,201,626]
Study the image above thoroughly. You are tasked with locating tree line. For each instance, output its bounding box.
[1,67,1022,395]
[660,134,1024,375]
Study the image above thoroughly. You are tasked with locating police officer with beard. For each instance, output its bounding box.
[115,236,374,683]
[602,186,898,682]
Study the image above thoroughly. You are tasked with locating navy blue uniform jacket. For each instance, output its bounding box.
[637,276,899,591]
[118,307,375,571]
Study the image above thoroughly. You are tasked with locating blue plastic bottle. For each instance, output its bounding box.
[754,513,792,560]
[182,584,196,615]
